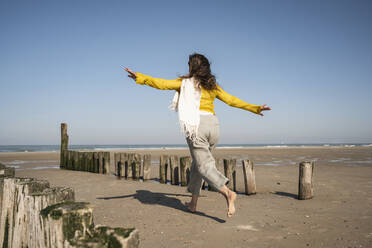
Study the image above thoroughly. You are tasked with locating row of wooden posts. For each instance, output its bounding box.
[60,123,315,200]
[60,150,110,174]
[113,153,314,200]
[60,123,110,174]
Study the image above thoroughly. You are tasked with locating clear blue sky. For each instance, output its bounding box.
[0,0,371,145]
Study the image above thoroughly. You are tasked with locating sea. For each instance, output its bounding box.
[0,143,371,153]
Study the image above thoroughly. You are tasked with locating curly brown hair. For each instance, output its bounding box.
[179,53,219,91]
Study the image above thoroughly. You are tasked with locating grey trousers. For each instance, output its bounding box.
[186,115,229,195]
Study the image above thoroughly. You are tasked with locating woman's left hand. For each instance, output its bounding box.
[259,104,271,116]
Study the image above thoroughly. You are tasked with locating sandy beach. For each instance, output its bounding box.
[1,146,372,247]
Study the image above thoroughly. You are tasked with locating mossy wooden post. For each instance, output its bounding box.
[298,161,315,200]
[60,123,68,169]
[0,176,139,248]
[143,154,151,180]
[180,156,191,186]
[41,201,139,247]
[133,154,141,180]
[242,159,256,195]
[159,155,169,184]
[169,155,180,185]
[223,159,237,191]
[103,152,110,174]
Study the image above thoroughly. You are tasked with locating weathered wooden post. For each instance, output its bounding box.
[169,155,180,185]
[180,156,191,186]
[114,153,121,177]
[65,150,71,170]
[98,152,104,174]
[73,151,79,171]
[60,123,68,168]
[81,152,87,172]
[86,152,91,172]
[63,151,69,169]
[133,154,141,180]
[120,153,127,178]
[77,152,83,171]
[93,152,99,173]
[242,159,256,195]
[159,155,169,184]
[103,152,110,174]
[223,159,237,191]
[127,153,134,179]
[0,175,139,248]
[142,154,151,180]
[298,161,315,200]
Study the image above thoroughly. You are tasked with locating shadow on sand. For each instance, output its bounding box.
[273,191,298,199]
[97,190,226,223]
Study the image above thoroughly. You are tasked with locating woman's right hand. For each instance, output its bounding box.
[124,67,137,81]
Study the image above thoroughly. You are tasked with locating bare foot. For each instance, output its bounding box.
[226,190,237,217]
[185,201,196,213]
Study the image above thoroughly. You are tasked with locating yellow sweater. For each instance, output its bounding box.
[135,72,262,115]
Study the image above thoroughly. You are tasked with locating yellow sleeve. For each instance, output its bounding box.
[135,72,182,90]
[216,85,262,114]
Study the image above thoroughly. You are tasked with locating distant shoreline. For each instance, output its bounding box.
[0,145,371,154]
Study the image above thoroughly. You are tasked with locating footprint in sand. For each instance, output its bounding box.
[236,225,259,231]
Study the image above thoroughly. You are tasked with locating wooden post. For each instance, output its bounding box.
[98,152,104,174]
[81,152,87,172]
[298,161,315,200]
[159,155,169,184]
[93,152,99,173]
[103,152,110,174]
[142,154,151,180]
[0,176,139,247]
[77,152,83,171]
[73,151,79,171]
[242,159,256,195]
[223,159,236,191]
[169,155,180,185]
[133,154,141,180]
[120,153,131,179]
[114,153,120,177]
[126,153,133,179]
[63,151,69,169]
[60,123,68,168]
[180,156,191,186]
[85,152,91,172]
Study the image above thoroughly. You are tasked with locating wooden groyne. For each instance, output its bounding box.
[0,163,139,248]
[60,123,315,200]
[60,123,110,174]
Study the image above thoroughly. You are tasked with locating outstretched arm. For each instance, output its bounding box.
[124,67,181,90]
[216,85,271,116]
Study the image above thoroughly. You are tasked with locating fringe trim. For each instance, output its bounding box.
[179,120,198,143]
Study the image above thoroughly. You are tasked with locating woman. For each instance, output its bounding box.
[124,53,271,217]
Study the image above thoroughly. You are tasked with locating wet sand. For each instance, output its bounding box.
[1,147,372,247]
